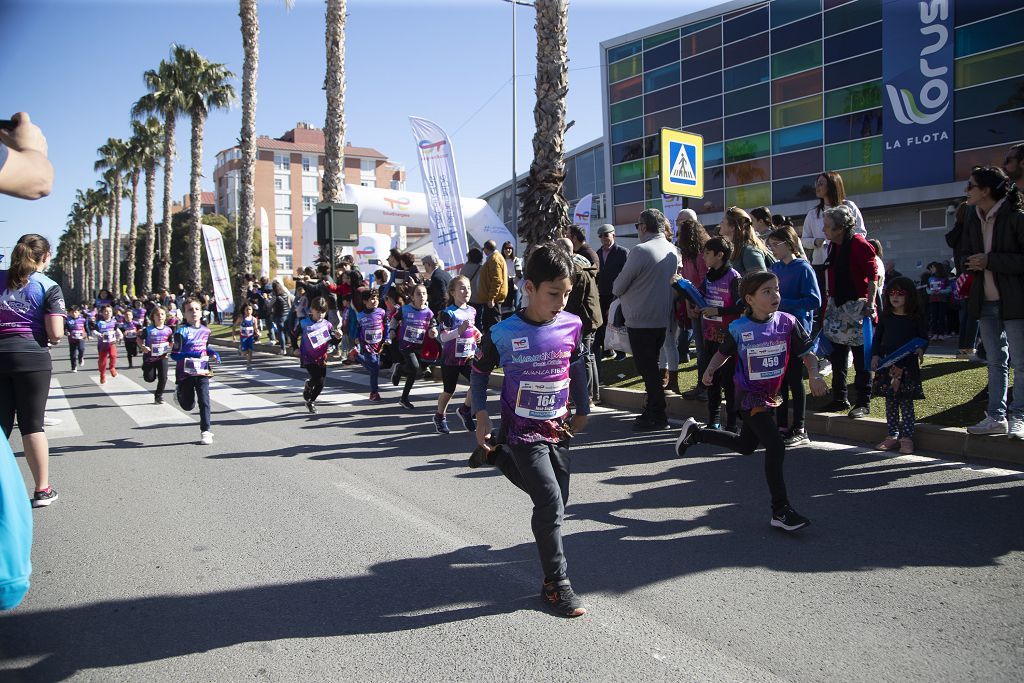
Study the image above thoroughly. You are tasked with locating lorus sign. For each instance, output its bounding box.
[882,0,955,191]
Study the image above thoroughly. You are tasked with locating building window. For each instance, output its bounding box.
[920,208,948,231]
[275,235,292,251]
[274,194,290,211]
[274,177,283,191]
[277,254,292,272]
[303,196,317,213]
[360,158,375,172]
[274,154,290,170]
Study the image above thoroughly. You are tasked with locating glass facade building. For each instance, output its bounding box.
[601,0,1024,227]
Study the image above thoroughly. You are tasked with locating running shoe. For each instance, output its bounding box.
[1009,417,1024,441]
[541,579,587,618]
[31,487,58,508]
[154,395,164,404]
[468,444,493,469]
[72,366,78,373]
[674,417,700,457]
[42,414,62,427]
[399,398,415,410]
[368,392,382,402]
[306,400,318,415]
[818,359,832,376]
[771,505,810,532]
[200,431,214,445]
[966,416,1008,435]
[783,429,811,447]
[100,375,106,384]
[820,399,852,413]
[433,413,450,434]
[848,405,870,418]
[110,368,118,378]
[456,404,476,432]
[682,387,708,402]
[391,365,402,386]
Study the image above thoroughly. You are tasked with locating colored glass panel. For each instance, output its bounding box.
[645,179,662,200]
[772,41,822,79]
[680,24,722,59]
[612,160,644,184]
[823,108,882,144]
[643,135,659,156]
[723,5,768,44]
[823,80,881,117]
[772,120,823,154]
[680,16,720,37]
[824,0,881,37]
[613,181,644,205]
[682,96,723,126]
[725,132,771,163]
[609,75,642,104]
[681,48,722,82]
[724,57,770,91]
[611,139,644,164]
[610,97,642,124]
[614,201,645,226]
[956,77,1024,121]
[725,107,770,139]
[645,107,681,136]
[955,43,1024,89]
[773,94,822,129]
[725,82,770,115]
[725,158,771,187]
[773,175,819,204]
[824,22,881,63]
[645,156,660,177]
[835,164,882,194]
[644,62,680,92]
[696,189,725,215]
[824,51,882,90]
[610,118,643,144]
[825,137,882,169]
[772,16,821,53]
[955,110,1024,150]
[706,165,725,191]
[689,118,724,144]
[771,0,821,28]
[646,84,680,114]
[644,40,680,72]
[954,144,1010,180]
[645,198,665,212]
[773,148,823,179]
[726,182,772,208]
[955,0,1020,28]
[772,68,822,104]
[705,142,724,167]
[681,72,721,100]
[644,29,679,49]
[608,40,642,64]
[609,54,642,83]
[723,31,769,69]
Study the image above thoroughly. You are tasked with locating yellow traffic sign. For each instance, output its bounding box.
[660,128,704,198]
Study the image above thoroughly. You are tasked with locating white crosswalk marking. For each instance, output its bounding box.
[46,377,84,440]
[207,378,295,418]
[91,373,194,426]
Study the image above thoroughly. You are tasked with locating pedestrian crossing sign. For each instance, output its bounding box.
[660,128,703,198]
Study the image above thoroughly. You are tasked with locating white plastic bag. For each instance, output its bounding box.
[604,300,631,354]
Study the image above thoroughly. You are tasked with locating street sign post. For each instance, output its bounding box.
[660,128,704,199]
[316,202,359,277]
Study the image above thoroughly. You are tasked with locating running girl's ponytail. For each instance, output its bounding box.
[5,234,50,290]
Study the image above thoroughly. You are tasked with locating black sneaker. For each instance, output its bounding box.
[456,404,476,432]
[433,413,450,434]
[31,487,58,508]
[675,417,700,457]
[153,395,163,404]
[683,388,708,402]
[848,405,870,418]
[783,428,810,447]
[399,398,415,410]
[391,365,402,386]
[306,399,318,414]
[633,414,669,432]
[821,399,852,413]
[468,444,493,469]
[542,579,587,617]
[771,506,810,532]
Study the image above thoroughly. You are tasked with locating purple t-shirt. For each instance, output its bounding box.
[396,304,433,352]
[94,319,120,351]
[0,270,66,357]
[66,316,89,342]
[144,325,173,362]
[172,324,212,381]
[299,317,334,366]
[720,311,813,412]
[437,304,478,366]
[357,308,387,355]
[120,320,142,341]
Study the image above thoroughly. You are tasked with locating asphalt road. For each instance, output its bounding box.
[1,347,1022,681]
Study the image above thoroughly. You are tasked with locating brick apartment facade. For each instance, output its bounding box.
[213,122,406,273]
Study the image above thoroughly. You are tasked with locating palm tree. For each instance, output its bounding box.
[88,184,108,294]
[322,0,346,204]
[518,0,572,246]
[174,45,236,292]
[131,117,163,295]
[73,191,94,299]
[133,53,188,293]
[95,137,128,295]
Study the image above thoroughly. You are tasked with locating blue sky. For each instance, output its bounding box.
[0,0,721,252]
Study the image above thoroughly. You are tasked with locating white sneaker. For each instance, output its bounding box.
[966,416,1008,435]
[42,414,62,427]
[818,359,832,377]
[1008,417,1024,441]
[200,431,214,445]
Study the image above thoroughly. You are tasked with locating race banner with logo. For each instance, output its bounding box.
[882,0,954,191]
[409,116,468,270]
[201,224,233,314]
[572,193,593,242]
[259,207,271,278]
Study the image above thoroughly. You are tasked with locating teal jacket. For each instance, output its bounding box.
[0,437,31,610]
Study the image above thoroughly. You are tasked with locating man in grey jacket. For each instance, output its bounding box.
[612,209,680,430]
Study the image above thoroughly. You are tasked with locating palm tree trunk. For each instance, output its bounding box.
[107,194,116,293]
[142,161,156,294]
[236,0,259,297]
[127,169,140,297]
[187,110,206,294]
[95,214,105,295]
[322,0,347,204]
[159,108,176,293]
[519,0,572,247]
[111,176,123,296]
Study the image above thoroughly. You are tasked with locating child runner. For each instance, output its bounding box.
[119,309,142,369]
[767,226,821,446]
[171,298,220,445]
[298,297,342,414]
[390,283,436,410]
[699,237,742,432]
[675,271,829,532]
[92,304,122,384]
[356,289,387,402]
[433,275,480,434]
[65,306,88,372]
[132,299,147,325]
[166,301,181,328]
[469,244,590,618]
[140,305,173,404]
[235,303,260,370]
[871,277,929,455]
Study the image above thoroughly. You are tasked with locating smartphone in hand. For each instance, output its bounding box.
[0,119,15,131]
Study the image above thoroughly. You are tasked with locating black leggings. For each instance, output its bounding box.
[698,409,790,511]
[705,339,736,427]
[441,363,471,394]
[395,349,421,401]
[830,342,870,407]
[69,339,85,369]
[303,364,327,402]
[143,356,169,398]
[125,340,139,366]
[0,367,51,437]
[777,355,806,431]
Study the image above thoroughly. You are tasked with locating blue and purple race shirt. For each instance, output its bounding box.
[357,307,387,355]
[93,318,120,351]
[472,311,586,446]
[120,319,142,341]
[66,316,89,343]
[143,325,173,362]
[719,311,813,412]
[171,324,212,381]
[299,316,335,366]
[396,304,434,352]
[0,270,66,354]
[239,316,257,339]
[437,304,478,366]
[701,267,740,343]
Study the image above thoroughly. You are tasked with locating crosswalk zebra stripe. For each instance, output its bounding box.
[90,373,194,427]
[206,378,295,419]
[46,377,84,440]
